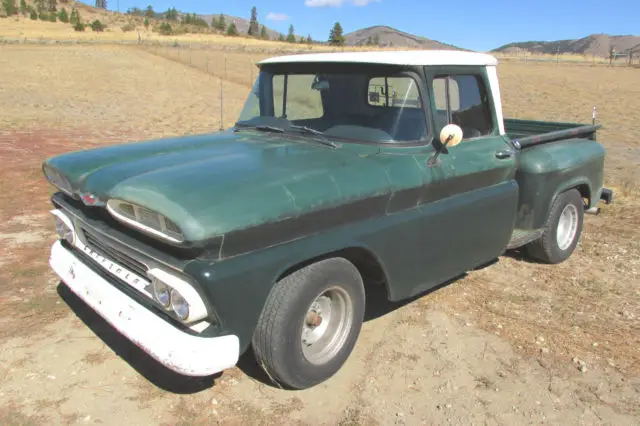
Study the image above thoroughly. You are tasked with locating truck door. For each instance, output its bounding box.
[406,67,519,297]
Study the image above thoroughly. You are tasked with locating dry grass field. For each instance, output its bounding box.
[0,44,639,425]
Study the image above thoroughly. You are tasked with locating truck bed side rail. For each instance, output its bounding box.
[512,124,602,149]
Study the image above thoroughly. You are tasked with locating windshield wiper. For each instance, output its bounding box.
[235,124,285,133]
[289,125,337,148]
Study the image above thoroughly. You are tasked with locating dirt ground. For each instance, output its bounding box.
[0,45,638,425]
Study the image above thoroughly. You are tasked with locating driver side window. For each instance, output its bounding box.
[432,74,494,139]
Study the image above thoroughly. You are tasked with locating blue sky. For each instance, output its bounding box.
[109,0,640,51]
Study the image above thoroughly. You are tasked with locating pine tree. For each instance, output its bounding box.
[143,18,149,28]
[164,7,177,21]
[46,0,56,12]
[57,7,68,22]
[94,0,106,9]
[306,34,313,44]
[328,22,345,46]
[19,0,26,14]
[277,33,285,42]
[69,6,80,25]
[227,22,238,36]
[286,24,296,43]
[259,25,268,40]
[247,6,259,36]
[214,14,225,31]
[145,5,154,18]
[373,34,380,46]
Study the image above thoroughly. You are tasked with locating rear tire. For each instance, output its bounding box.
[526,188,584,264]
[252,257,365,390]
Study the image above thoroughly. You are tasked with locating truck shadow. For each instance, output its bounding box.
[236,269,479,387]
[56,283,220,394]
[56,258,497,392]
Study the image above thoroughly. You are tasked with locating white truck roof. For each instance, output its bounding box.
[258,50,498,67]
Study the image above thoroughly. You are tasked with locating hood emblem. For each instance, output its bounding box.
[80,193,104,207]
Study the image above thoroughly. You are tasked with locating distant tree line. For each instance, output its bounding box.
[0,1,381,47]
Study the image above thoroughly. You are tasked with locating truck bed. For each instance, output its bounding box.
[504,118,600,148]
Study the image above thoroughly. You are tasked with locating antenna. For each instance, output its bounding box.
[592,106,597,126]
[219,77,224,131]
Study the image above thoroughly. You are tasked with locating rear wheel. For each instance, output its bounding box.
[252,257,365,390]
[526,188,584,264]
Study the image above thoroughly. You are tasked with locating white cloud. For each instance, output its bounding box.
[305,0,344,6]
[305,0,379,7]
[266,12,290,21]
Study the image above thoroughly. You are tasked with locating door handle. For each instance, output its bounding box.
[495,150,514,159]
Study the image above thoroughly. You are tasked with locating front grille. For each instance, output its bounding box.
[81,227,149,280]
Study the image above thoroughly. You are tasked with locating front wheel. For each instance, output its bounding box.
[252,257,365,390]
[526,188,584,264]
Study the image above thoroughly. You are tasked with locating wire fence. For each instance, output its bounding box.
[494,52,640,67]
[139,43,272,87]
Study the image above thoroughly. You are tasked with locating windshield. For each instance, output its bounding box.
[236,70,429,144]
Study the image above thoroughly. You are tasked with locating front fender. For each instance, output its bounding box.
[184,229,387,353]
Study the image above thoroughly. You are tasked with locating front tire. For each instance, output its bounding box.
[526,188,584,264]
[252,257,365,390]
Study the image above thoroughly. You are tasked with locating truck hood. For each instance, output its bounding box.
[45,131,390,242]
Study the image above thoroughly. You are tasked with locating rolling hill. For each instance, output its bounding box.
[344,25,464,50]
[197,14,283,40]
[492,34,640,57]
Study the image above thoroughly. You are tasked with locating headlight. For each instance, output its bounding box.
[43,164,74,196]
[147,268,207,323]
[152,278,171,308]
[170,288,190,320]
[53,213,75,245]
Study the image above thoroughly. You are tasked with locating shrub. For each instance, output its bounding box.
[121,22,135,32]
[172,25,188,35]
[143,17,148,28]
[38,11,48,20]
[157,22,172,35]
[73,21,85,31]
[19,0,26,14]
[2,0,18,16]
[57,7,67,22]
[28,5,36,19]
[90,19,104,31]
[48,11,55,21]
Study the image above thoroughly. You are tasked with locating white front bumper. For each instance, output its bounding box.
[49,241,240,376]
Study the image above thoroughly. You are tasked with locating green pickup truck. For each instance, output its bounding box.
[43,50,613,390]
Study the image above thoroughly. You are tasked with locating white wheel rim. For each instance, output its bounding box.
[556,204,578,250]
[301,287,353,365]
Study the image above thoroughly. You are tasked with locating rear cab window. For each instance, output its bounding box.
[432,74,494,139]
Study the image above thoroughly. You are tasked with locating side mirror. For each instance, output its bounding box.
[429,124,463,166]
[440,124,463,147]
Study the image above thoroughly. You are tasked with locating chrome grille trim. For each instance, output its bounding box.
[81,227,149,280]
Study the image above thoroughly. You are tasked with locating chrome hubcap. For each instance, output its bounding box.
[557,204,578,250]
[301,287,353,365]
